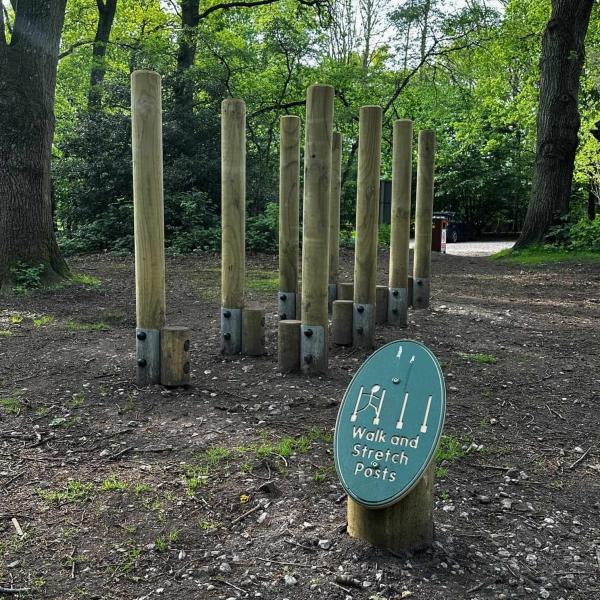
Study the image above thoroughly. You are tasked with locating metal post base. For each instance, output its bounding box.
[413,277,430,310]
[300,324,327,374]
[136,328,160,386]
[278,292,296,321]
[328,283,337,312]
[387,287,408,327]
[221,307,242,354]
[353,303,375,348]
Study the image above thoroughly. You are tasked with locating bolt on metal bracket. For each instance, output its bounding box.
[136,328,160,386]
[388,287,408,326]
[353,303,375,348]
[277,291,296,321]
[300,324,326,374]
[412,277,431,310]
[221,307,242,354]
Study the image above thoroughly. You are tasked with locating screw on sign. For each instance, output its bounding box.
[334,340,446,509]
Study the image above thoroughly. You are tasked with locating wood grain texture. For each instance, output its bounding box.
[301,84,334,330]
[131,70,166,330]
[353,106,382,306]
[347,463,435,551]
[413,129,435,281]
[337,282,354,301]
[332,300,353,346]
[329,132,342,285]
[279,115,301,293]
[221,98,246,309]
[242,307,265,356]
[389,119,413,289]
[160,326,191,387]
[278,319,301,373]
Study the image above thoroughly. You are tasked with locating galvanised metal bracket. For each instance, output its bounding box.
[221,307,242,354]
[136,328,160,386]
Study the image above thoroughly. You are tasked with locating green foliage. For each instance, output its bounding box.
[0,393,22,415]
[493,245,600,265]
[65,321,110,331]
[101,476,129,492]
[378,224,391,247]
[461,353,498,364]
[33,315,54,327]
[37,480,93,504]
[246,202,279,253]
[10,262,45,293]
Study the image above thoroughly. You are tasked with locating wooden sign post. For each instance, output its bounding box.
[353,106,382,349]
[278,115,301,322]
[334,340,445,551]
[329,132,343,310]
[131,70,166,386]
[413,130,435,310]
[388,120,413,326]
[221,98,246,353]
[301,84,334,374]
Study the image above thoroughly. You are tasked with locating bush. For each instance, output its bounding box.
[378,224,391,247]
[246,202,279,253]
[546,217,600,252]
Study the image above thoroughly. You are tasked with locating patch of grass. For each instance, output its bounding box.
[154,529,180,552]
[69,392,85,408]
[0,329,12,336]
[436,466,448,478]
[37,480,93,504]
[65,321,110,331]
[0,393,22,415]
[35,406,50,417]
[201,446,231,466]
[120,546,141,573]
[439,489,450,501]
[247,270,279,292]
[436,434,468,463]
[71,273,101,288]
[492,245,600,265]
[313,466,334,483]
[33,314,54,327]
[133,483,152,495]
[461,353,498,364]
[197,519,220,531]
[182,465,209,496]
[9,314,24,324]
[101,476,129,492]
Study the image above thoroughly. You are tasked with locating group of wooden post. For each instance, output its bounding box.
[131,73,436,385]
[277,85,436,375]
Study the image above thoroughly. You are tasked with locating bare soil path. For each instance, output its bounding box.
[0,249,599,600]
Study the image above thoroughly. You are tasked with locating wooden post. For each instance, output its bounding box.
[337,282,354,301]
[332,300,353,346]
[160,326,191,387]
[413,129,435,310]
[221,98,246,353]
[242,307,265,356]
[375,285,388,325]
[329,132,343,309]
[353,106,382,348]
[388,119,413,326]
[301,84,334,374]
[278,116,301,321]
[131,70,166,386]
[278,319,301,373]
[347,463,435,551]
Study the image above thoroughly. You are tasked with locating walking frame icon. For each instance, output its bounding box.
[349,383,434,434]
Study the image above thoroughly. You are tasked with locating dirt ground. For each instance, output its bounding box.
[1,248,599,600]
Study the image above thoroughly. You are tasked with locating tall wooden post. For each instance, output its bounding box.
[301,84,334,374]
[278,116,301,322]
[131,70,166,386]
[221,98,246,352]
[353,106,382,348]
[328,132,343,309]
[388,119,413,325]
[413,129,435,310]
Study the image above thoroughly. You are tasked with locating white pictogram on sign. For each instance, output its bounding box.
[350,384,386,425]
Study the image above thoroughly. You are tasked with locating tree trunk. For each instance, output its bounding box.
[88,0,118,110]
[0,0,69,290]
[173,0,200,114]
[515,0,594,249]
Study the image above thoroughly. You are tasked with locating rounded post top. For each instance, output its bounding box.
[222,98,246,112]
[394,119,414,126]
[281,115,301,123]
[131,69,161,82]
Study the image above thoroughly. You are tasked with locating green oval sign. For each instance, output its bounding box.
[334,340,446,508]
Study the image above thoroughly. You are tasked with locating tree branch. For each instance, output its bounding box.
[198,0,282,20]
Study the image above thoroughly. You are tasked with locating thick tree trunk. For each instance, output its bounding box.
[515,0,594,249]
[88,0,118,110]
[0,0,69,289]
